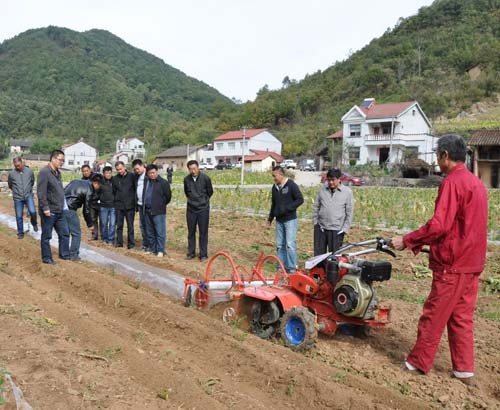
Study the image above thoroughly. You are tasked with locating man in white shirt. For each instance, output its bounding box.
[133,159,150,252]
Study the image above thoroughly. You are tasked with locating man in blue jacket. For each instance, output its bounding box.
[143,164,171,257]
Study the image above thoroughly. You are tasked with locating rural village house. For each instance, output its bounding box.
[112,137,145,164]
[9,139,33,154]
[212,128,282,171]
[62,140,97,170]
[469,129,500,188]
[327,98,437,167]
[153,145,207,170]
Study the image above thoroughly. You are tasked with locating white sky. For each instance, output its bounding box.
[2,0,434,102]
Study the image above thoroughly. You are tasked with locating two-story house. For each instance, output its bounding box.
[213,128,282,166]
[339,98,437,166]
[113,137,145,164]
[62,140,97,170]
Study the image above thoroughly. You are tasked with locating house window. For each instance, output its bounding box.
[228,142,236,150]
[405,146,419,160]
[216,143,223,151]
[348,147,360,160]
[68,160,74,165]
[382,123,392,134]
[349,124,361,137]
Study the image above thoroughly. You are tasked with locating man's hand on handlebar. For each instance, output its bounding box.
[390,236,406,251]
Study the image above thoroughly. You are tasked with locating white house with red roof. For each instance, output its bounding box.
[62,139,97,170]
[332,98,437,166]
[212,128,282,169]
[244,149,284,172]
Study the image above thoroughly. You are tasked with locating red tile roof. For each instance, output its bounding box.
[327,130,343,139]
[214,128,268,141]
[360,101,415,119]
[469,129,500,145]
[244,149,283,162]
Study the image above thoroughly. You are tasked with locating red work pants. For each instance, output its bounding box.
[407,271,480,374]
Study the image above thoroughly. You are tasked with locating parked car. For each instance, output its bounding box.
[280,159,297,169]
[234,160,242,168]
[321,172,364,186]
[300,159,316,171]
[215,162,233,170]
[199,162,215,170]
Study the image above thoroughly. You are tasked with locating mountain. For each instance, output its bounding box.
[0,26,233,153]
[218,0,500,156]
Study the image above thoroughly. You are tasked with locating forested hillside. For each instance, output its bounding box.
[218,0,500,155]
[0,26,232,153]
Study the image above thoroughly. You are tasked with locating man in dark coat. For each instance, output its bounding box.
[81,164,99,240]
[143,164,172,257]
[36,150,70,264]
[112,161,136,248]
[64,174,103,260]
[183,160,213,262]
[99,166,115,244]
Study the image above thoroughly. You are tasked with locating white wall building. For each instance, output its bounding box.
[114,137,146,163]
[62,140,97,170]
[339,98,437,166]
[212,128,282,165]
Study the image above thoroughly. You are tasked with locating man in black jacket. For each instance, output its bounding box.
[99,166,115,244]
[267,166,304,273]
[143,164,172,257]
[132,159,150,252]
[37,150,70,264]
[81,164,99,240]
[64,174,103,261]
[112,161,136,248]
[183,160,213,261]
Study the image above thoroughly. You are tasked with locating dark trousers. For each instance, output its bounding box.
[138,206,150,250]
[186,208,209,259]
[115,208,135,248]
[90,206,99,239]
[313,224,345,256]
[40,212,70,262]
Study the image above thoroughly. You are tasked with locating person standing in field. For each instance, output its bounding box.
[143,164,171,257]
[8,156,38,238]
[99,166,115,245]
[183,160,213,262]
[132,159,150,252]
[81,164,100,240]
[267,166,304,273]
[313,168,353,255]
[391,134,488,386]
[112,161,136,249]
[36,149,70,264]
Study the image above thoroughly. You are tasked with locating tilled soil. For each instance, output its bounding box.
[0,198,499,409]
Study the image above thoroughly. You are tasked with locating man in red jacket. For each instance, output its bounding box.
[391,134,488,385]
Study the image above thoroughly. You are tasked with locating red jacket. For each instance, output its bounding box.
[404,163,488,274]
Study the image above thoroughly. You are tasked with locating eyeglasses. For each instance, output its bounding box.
[55,157,65,163]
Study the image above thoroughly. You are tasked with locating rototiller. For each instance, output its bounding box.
[183,238,395,351]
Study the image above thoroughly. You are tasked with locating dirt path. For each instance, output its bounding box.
[0,196,499,409]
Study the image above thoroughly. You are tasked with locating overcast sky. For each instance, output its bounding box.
[2,0,435,102]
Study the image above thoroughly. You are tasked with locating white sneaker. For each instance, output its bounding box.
[157,252,164,258]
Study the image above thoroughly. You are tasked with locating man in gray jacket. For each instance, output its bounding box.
[8,157,38,239]
[37,150,70,265]
[313,168,354,255]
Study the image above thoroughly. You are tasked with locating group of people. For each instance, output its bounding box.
[266,134,487,386]
[7,134,487,385]
[9,151,212,264]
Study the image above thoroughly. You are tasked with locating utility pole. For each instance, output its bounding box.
[186,144,189,166]
[240,127,246,185]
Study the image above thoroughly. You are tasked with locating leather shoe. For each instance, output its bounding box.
[42,259,56,265]
[185,255,195,260]
[33,225,39,232]
[200,257,208,262]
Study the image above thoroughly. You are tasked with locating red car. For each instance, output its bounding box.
[321,172,364,186]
